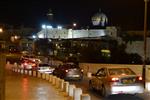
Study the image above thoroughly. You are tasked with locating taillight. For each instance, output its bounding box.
[110,77,119,82]
[137,76,142,81]
[24,63,27,66]
[65,70,68,73]
[32,63,36,67]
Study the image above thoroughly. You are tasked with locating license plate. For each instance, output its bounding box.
[122,79,135,84]
[72,75,80,77]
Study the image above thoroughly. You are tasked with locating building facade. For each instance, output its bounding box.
[37,26,118,39]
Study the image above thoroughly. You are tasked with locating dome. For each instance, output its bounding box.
[91,10,108,26]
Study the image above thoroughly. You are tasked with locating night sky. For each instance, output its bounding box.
[0,0,150,30]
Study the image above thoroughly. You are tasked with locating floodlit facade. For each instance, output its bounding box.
[36,27,150,61]
[37,26,118,39]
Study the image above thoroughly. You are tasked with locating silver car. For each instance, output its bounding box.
[89,67,144,97]
[37,64,55,74]
[53,63,84,81]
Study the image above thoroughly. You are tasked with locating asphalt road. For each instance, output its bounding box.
[5,64,68,100]
[4,53,150,100]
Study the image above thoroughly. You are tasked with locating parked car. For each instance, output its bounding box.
[53,63,84,81]
[37,64,55,74]
[89,66,144,97]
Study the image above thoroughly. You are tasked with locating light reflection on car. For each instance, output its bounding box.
[89,67,144,97]
[20,59,37,70]
[53,63,84,81]
[20,55,41,64]
[37,64,55,74]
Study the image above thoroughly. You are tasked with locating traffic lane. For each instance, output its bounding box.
[104,94,144,100]
[70,78,148,100]
[69,78,101,100]
[5,70,66,100]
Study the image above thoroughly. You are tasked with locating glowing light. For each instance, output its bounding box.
[138,76,142,81]
[0,28,3,33]
[73,23,77,27]
[111,77,119,82]
[14,35,18,39]
[42,24,53,29]
[81,69,84,72]
[32,35,36,39]
[42,25,46,29]
[57,26,62,29]
[47,25,53,29]
[65,70,68,73]
[101,49,110,53]
[38,34,44,38]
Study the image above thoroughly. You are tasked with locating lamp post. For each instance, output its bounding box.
[143,0,149,88]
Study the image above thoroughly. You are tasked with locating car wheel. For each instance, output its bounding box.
[101,85,108,97]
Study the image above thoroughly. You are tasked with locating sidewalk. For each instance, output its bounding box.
[5,69,69,100]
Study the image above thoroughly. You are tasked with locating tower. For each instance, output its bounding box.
[91,9,108,28]
[47,9,54,24]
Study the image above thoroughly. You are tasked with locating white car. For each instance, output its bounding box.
[89,66,144,97]
[37,64,55,74]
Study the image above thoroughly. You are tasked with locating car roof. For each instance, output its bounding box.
[99,66,129,69]
[39,64,50,66]
[108,66,129,68]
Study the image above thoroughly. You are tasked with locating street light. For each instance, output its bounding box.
[143,0,149,88]
[73,23,77,27]
[73,23,77,29]
[0,28,3,33]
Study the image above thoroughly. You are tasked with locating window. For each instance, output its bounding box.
[96,68,106,77]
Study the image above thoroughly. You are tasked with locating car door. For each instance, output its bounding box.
[95,68,107,90]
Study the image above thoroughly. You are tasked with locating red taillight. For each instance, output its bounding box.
[110,77,119,82]
[24,63,27,66]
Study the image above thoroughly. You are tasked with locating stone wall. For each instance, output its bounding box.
[126,38,150,60]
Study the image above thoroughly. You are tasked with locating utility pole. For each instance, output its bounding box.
[0,54,5,100]
[143,0,149,88]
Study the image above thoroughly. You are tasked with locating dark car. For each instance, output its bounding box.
[53,63,83,81]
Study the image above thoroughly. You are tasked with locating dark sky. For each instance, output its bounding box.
[0,0,150,30]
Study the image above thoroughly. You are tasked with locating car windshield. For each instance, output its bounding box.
[39,64,50,67]
[62,64,79,69]
[108,68,135,75]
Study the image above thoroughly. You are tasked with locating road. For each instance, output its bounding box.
[4,53,150,100]
[70,77,150,100]
[5,64,68,100]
